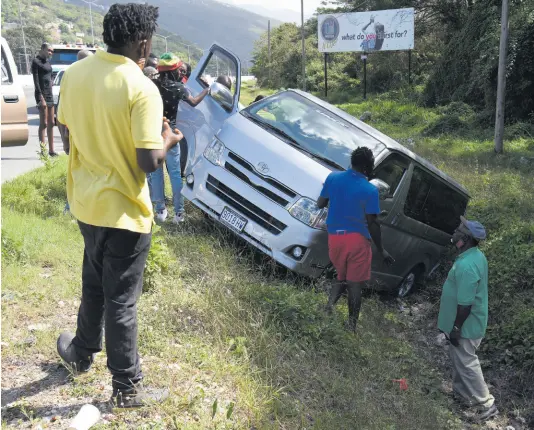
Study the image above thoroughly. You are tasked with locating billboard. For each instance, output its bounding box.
[318,8,415,53]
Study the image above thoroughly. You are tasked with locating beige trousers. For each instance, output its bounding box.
[449,338,495,409]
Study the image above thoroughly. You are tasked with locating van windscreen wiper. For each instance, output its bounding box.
[242,111,301,148]
[308,153,345,171]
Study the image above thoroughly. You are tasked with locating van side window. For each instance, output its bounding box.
[1,47,12,85]
[198,50,237,96]
[373,154,407,197]
[405,167,468,234]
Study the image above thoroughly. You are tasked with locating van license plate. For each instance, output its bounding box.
[220,207,247,232]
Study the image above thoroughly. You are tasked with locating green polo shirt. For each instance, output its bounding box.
[438,247,489,339]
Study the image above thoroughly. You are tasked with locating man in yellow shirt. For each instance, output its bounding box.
[56,3,181,408]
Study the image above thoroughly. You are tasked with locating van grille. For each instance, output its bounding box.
[224,162,289,207]
[227,152,296,198]
[206,175,287,235]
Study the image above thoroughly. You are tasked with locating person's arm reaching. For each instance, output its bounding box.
[366,187,394,265]
[184,88,209,107]
[317,174,332,209]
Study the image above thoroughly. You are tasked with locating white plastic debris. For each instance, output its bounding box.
[67,404,101,430]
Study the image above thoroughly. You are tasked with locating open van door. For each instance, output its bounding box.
[177,43,241,176]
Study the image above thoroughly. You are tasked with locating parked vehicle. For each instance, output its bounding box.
[52,69,64,124]
[178,44,470,296]
[50,44,97,81]
[1,37,28,147]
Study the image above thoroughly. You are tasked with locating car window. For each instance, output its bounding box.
[373,154,408,197]
[244,91,386,170]
[1,47,13,85]
[404,166,468,234]
[198,49,237,97]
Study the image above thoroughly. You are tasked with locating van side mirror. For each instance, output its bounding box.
[210,82,233,111]
[370,178,390,200]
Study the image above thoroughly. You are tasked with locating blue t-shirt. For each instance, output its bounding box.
[320,170,380,238]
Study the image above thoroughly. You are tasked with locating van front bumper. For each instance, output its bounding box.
[182,158,330,278]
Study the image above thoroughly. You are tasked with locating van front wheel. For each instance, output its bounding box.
[397,267,423,298]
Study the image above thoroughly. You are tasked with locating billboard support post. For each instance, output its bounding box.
[324,53,328,97]
[363,54,367,100]
[408,50,412,85]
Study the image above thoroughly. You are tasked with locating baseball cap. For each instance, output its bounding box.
[460,216,487,240]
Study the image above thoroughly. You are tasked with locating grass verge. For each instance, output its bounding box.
[2,159,462,429]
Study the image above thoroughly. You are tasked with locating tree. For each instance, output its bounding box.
[59,23,70,34]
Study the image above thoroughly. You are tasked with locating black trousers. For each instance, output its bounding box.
[73,221,151,390]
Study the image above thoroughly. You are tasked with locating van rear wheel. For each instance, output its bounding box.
[397,267,423,298]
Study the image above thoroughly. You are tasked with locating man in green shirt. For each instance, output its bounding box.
[438,216,497,422]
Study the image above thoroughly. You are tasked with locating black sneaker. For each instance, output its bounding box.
[49,152,59,157]
[111,383,169,409]
[57,332,94,373]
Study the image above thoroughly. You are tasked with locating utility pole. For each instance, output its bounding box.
[301,0,306,91]
[268,20,271,82]
[17,0,29,74]
[81,0,98,45]
[155,33,170,52]
[494,0,509,154]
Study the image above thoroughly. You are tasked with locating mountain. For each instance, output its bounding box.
[230,4,311,24]
[1,0,198,65]
[66,0,283,61]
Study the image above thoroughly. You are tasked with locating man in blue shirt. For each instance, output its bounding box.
[317,147,393,331]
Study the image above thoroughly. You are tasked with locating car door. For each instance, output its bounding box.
[176,44,241,176]
[369,152,413,289]
[1,39,28,147]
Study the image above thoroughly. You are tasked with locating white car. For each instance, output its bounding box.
[52,69,65,124]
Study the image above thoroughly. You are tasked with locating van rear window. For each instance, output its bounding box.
[404,166,468,234]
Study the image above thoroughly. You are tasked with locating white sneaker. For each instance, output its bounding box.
[155,208,168,222]
[172,213,185,224]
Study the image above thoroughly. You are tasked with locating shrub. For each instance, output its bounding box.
[422,114,467,136]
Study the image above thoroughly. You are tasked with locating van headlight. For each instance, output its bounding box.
[288,197,328,230]
[203,138,225,166]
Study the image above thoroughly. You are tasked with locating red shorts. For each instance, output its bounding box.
[328,232,372,282]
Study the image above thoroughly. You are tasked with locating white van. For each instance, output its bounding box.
[178,44,469,296]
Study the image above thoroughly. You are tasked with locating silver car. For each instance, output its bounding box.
[178,44,470,296]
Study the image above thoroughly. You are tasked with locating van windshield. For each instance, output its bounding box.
[242,91,386,170]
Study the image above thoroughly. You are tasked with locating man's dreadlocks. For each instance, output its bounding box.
[103,3,159,49]
[351,147,374,176]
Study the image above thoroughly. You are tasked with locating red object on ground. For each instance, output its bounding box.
[393,378,408,391]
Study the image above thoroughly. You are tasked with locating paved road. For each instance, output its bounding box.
[1,84,63,184]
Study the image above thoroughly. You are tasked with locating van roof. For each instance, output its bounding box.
[291,89,470,198]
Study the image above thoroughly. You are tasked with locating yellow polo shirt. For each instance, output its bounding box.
[58,50,163,234]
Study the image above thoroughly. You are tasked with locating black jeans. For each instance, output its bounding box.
[73,221,152,390]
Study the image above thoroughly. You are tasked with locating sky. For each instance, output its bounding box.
[223,0,325,13]
[217,0,329,22]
